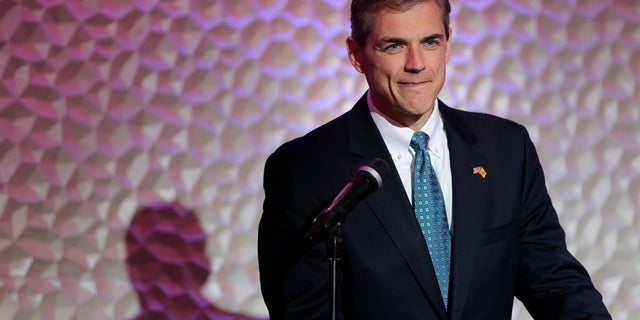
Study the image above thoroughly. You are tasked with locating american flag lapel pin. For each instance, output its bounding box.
[473,166,487,179]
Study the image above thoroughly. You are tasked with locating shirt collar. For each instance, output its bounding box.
[367,91,446,159]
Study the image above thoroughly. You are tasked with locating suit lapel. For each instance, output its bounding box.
[439,102,487,318]
[345,96,449,319]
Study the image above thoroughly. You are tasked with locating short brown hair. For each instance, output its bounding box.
[350,0,452,46]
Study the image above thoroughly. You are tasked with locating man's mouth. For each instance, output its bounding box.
[398,80,430,86]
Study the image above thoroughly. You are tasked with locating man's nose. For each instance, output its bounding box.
[405,46,426,72]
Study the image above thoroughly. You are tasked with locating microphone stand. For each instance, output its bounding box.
[306,207,345,320]
[301,159,389,319]
[327,220,343,320]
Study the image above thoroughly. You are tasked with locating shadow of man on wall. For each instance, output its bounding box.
[126,202,263,320]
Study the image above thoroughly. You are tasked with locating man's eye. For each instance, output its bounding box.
[424,39,440,48]
[385,43,402,51]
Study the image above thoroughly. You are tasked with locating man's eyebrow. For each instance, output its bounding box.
[376,37,409,46]
[422,33,445,41]
[376,33,445,45]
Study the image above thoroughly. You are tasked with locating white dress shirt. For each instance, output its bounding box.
[367,93,453,230]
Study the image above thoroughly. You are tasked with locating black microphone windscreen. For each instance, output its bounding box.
[369,158,390,179]
[359,158,390,189]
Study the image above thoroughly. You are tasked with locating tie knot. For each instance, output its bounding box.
[410,131,430,153]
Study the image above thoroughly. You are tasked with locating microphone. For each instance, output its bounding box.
[303,158,390,242]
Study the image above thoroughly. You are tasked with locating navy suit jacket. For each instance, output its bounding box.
[258,94,610,319]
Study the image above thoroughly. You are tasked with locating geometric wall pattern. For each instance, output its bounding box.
[0,0,638,319]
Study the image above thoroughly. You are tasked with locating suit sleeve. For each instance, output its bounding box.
[514,126,611,319]
[258,150,334,320]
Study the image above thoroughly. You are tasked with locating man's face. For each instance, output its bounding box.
[347,2,451,130]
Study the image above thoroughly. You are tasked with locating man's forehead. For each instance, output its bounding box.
[368,5,444,39]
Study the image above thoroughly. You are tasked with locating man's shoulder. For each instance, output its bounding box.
[440,102,526,137]
[272,102,370,156]
[277,110,350,150]
[443,104,521,127]
[264,105,368,184]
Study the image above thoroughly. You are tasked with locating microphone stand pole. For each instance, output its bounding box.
[327,220,342,320]
[302,206,345,320]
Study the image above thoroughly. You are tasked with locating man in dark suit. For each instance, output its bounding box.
[258,0,611,319]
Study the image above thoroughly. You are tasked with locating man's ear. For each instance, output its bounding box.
[445,27,452,63]
[346,36,365,73]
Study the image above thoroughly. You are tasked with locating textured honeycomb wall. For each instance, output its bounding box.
[0,0,638,319]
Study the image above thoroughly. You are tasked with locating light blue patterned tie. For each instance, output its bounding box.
[410,131,451,309]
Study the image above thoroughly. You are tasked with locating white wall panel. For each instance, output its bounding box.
[0,0,638,318]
